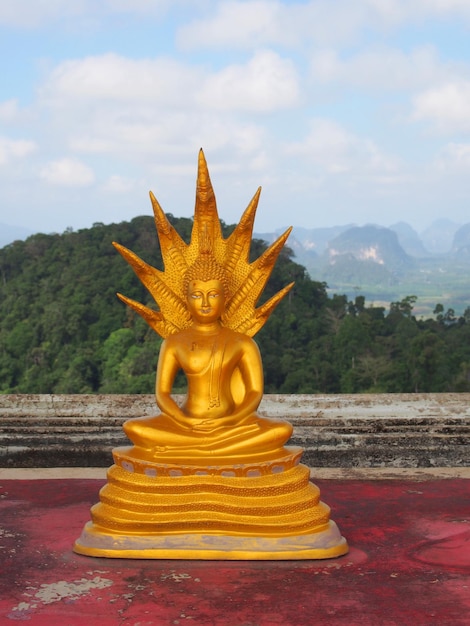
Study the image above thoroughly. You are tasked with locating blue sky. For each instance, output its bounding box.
[1,0,470,236]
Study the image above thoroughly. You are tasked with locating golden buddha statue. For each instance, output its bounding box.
[122,271,293,462]
[74,150,348,560]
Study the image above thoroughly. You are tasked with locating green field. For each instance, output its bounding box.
[321,258,470,319]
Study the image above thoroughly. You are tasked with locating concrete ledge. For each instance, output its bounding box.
[1,467,470,480]
[1,393,469,468]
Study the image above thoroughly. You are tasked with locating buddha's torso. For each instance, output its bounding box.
[166,326,251,419]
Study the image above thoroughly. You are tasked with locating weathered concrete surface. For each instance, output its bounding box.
[3,466,470,481]
[0,472,469,625]
[1,393,469,468]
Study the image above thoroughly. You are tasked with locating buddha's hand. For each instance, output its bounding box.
[191,417,260,433]
[190,420,218,432]
[167,413,200,432]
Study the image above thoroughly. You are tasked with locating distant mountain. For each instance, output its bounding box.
[451,223,470,259]
[256,225,355,274]
[420,219,461,254]
[326,225,413,269]
[389,221,429,257]
[295,225,413,288]
[290,225,355,255]
[256,221,470,316]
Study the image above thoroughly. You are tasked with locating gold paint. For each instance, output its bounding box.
[113,150,294,340]
[74,150,348,559]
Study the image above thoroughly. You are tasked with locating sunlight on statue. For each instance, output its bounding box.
[114,149,294,463]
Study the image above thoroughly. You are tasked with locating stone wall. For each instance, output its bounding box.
[1,394,469,468]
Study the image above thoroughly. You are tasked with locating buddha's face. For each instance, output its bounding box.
[186,279,225,324]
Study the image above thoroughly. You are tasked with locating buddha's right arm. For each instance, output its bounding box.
[154,341,193,429]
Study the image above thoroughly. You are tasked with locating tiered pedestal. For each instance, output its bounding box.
[74,446,348,560]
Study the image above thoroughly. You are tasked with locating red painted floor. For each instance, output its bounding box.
[0,476,469,625]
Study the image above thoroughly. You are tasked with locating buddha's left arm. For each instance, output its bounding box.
[228,337,264,422]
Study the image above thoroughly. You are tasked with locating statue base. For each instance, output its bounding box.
[74,520,347,560]
[74,446,348,560]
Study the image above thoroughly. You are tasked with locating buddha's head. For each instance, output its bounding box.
[183,256,229,324]
[186,279,225,324]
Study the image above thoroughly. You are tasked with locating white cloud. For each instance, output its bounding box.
[197,50,300,111]
[41,51,298,114]
[436,142,470,170]
[70,137,116,153]
[412,81,470,133]
[39,158,95,186]
[0,0,86,28]
[353,0,470,25]
[35,52,283,164]
[178,1,287,49]
[310,45,449,91]
[0,0,171,28]
[197,1,391,50]
[177,0,470,52]
[414,0,470,19]
[286,118,398,175]
[104,0,171,15]
[3,0,470,36]
[102,175,137,193]
[40,53,202,106]
[4,0,470,235]
[0,137,37,165]
[0,99,22,122]
[177,0,372,50]
[65,105,268,169]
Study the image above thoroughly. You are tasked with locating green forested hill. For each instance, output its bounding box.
[1,217,470,394]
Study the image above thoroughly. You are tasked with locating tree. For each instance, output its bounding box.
[1,220,470,394]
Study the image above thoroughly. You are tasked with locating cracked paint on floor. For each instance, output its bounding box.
[0,477,469,625]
